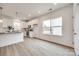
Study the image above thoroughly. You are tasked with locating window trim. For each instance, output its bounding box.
[42,16,63,36]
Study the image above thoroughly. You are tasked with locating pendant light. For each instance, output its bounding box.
[14,11,20,22]
[14,11,20,26]
[15,12,18,19]
[0,7,3,22]
[48,8,53,34]
[13,11,19,19]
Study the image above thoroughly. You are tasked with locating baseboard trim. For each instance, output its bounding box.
[33,37,74,49]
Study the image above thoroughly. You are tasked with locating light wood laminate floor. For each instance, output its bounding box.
[0,37,75,56]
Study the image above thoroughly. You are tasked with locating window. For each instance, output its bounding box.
[42,20,51,34]
[51,17,62,35]
[42,17,62,36]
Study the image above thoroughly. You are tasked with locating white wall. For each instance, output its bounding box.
[27,5,73,47]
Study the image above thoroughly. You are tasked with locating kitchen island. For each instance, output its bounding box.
[0,32,24,47]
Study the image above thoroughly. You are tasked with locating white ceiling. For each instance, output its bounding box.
[0,3,71,21]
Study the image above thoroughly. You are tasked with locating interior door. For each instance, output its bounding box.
[73,4,79,56]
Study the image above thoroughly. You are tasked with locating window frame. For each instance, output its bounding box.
[42,16,63,36]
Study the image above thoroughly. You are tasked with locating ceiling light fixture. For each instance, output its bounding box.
[28,14,31,16]
[14,11,20,23]
[38,11,41,14]
[15,12,18,19]
[48,8,53,12]
[0,7,3,23]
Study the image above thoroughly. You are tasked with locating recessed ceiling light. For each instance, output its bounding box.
[48,8,53,11]
[28,14,31,16]
[53,3,57,5]
[38,11,41,14]
[0,20,3,22]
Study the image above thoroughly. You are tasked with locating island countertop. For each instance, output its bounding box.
[0,31,23,34]
[0,31,24,47]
